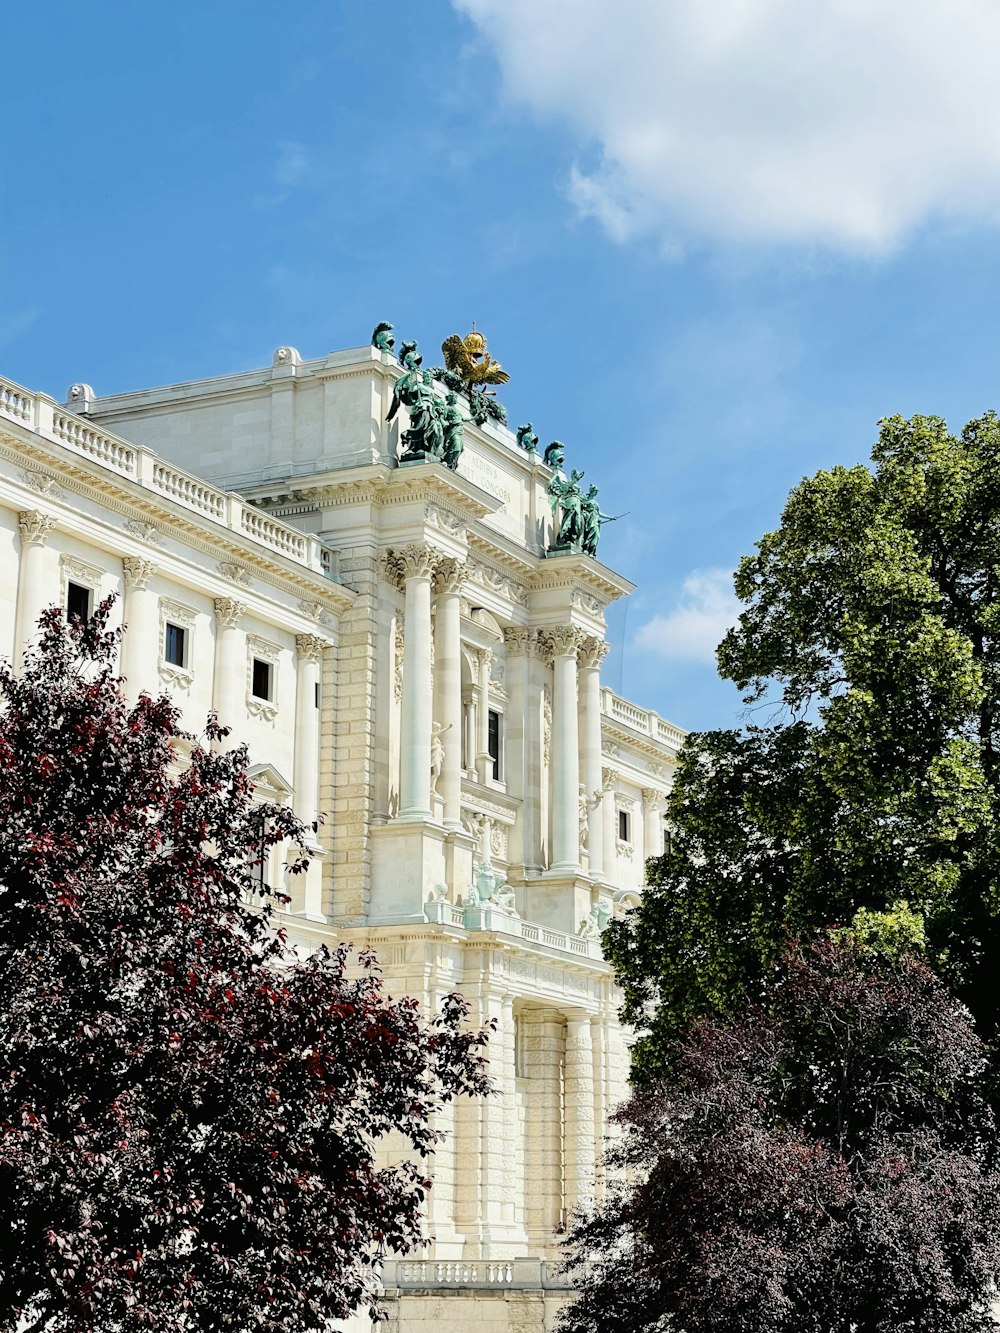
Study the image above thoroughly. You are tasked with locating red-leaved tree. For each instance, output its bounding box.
[560,939,1000,1333]
[0,602,492,1332]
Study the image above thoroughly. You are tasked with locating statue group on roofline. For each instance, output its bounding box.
[373,321,622,555]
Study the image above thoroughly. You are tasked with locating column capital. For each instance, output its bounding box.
[578,636,611,671]
[122,556,156,591]
[295,632,327,662]
[17,509,55,546]
[378,548,404,587]
[214,597,246,629]
[434,556,465,595]
[540,625,584,663]
[398,543,438,581]
[502,626,539,658]
[641,786,666,810]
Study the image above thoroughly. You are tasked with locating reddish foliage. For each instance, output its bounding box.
[560,940,1000,1333]
[0,601,492,1332]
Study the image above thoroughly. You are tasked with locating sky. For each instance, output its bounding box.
[4,1,1000,732]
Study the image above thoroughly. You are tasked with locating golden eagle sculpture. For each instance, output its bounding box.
[441,329,510,388]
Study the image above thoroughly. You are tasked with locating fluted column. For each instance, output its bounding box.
[579,637,610,878]
[642,787,665,873]
[544,627,583,873]
[212,598,246,733]
[120,557,158,703]
[503,627,540,871]
[15,510,55,668]
[399,545,436,820]
[565,1013,597,1211]
[434,558,464,829]
[475,647,493,783]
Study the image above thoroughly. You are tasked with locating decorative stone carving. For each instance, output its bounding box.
[125,519,161,545]
[59,553,103,589]
[246,635,281,723]
[122,557,156,591]
[425,503,465,536]
[17,510,55,546]
[378,549,404,587]
[430,720,451,797]
[577,907,602,940]
[297,599,332,625]
[502,626,537,657]
[393,619,404,702]
[434,556,465,595]
[642,787,666,811]
[578,636,611,670]
[542,686,552,766]
[19,470,63,499]
[158,597,196,690]
[489,822,508,859]
[219,561,252,587]
[467,560,529,608]
[66,383,94,411]
[540,625,584,661]
[571,589,603,615]
[295,633,326,663]
[398,544,438,580]
[272,345,301,366]
[214,597,245,629]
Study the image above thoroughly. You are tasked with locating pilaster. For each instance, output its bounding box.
[121,556,158,704]
[15,509,55,668]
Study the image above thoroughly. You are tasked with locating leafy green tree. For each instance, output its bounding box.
[605,413,1000,1081]
[560,939,1000,1333]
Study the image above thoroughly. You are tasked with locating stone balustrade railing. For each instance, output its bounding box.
[1,375,338,580]
[423,897,603,959]
[600,685,685,751]
[384,1258,575,1292]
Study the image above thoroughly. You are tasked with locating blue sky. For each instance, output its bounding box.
[4,1,1000,731]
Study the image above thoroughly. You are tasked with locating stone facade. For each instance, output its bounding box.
[0,348,684,1332]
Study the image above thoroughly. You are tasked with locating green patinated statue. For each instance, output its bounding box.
[517,423,539,455]
[548,468,587,552]
[371,321,395,353]
[580,484,624,557]
[440,392,471,470]
[389,348,444,463]
[544,440,565,471]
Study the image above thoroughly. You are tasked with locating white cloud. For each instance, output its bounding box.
[635,569,741,662]
[454,0,1000,250]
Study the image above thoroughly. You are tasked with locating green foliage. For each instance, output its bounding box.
[607,412,1000,1083]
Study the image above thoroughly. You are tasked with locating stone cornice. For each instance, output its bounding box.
[0,425,355,615]
[531,552,636,606]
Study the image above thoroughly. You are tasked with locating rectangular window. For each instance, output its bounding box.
[251,657,273,701]
[314,681,321,709]
[487,708,502,781]
[66,581,91,621]
[619,809,631,843]
[164,623,187,668]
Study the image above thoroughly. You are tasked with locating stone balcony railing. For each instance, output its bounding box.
[600,685,686,752]
[422,896,603,959]
[0,375,339,581]
[383,1258,575,1293]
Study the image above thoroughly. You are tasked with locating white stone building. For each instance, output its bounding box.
[0,342,683,1333]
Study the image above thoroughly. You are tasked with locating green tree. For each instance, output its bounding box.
[606,412,1000,1082]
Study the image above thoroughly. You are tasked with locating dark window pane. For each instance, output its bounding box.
[252,657,272,700]
[314,681,321,709]
[619,809,630,842]
[66,581,91,621]
[487,709,501,780]
[164,623,186,667]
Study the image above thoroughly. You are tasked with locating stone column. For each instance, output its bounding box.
[212,597,246,734]
[565,1013,597,1212]
[521,1007,566,1251]
[642,787,665,874]
[15,510,55,668]
[120,557,157,703]
[434,558,464,829]
[579,637,610,878]
[398,544,436,820]
[502,627,539,871]
[475,647,493,783]
[544,627,583,873]
[294,634,325,834]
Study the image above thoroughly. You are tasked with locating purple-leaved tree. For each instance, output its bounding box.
[560,938,1000,1333]
[0,602,492,1332]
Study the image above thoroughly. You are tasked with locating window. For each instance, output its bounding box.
[66,581,91,621]
[314,681,321,709]
[164,622,187,668]
[487,708,502,781]
[251,656,273,701]
[618,808,632,843]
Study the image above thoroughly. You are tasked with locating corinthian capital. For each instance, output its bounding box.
[578,636,611,671]
[434,556,465,595]
[295,633,327,663]
[503,626,538,658]
[18,510,55,546]
[122,556,157,591]
[398,544,438,580]
[214,597,246,629]
[540,626,585,662]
